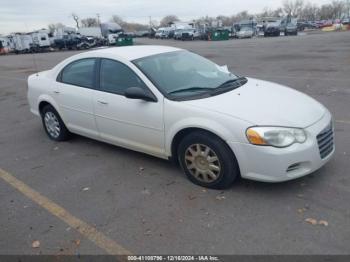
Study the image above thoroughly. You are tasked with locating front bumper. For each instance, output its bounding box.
[229,111,334,182]
[238,33,252,38]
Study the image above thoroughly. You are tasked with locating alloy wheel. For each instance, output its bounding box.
[44,112,61,139]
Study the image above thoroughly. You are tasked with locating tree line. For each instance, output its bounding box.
[191,0,350,27]
[48,0,350,33]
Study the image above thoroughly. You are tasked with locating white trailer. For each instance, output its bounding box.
[12,34,33,53]
[78,27,102,38]
[6,36,15,50]
[31,32,51,49]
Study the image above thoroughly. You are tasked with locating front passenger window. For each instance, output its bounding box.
[100,59,146,95]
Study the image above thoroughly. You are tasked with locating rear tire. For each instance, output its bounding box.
[178,131,239,189]
[41,105,70,141]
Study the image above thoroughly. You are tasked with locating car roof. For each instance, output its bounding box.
[86,45,182,61]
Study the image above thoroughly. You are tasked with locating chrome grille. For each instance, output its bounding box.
[316,122,334,159]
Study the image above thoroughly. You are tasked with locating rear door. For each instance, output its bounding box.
[55,58,99,138]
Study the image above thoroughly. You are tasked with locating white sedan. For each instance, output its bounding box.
[236,27,254,39]
[27,46,334,189]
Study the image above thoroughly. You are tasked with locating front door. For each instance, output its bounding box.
[93,58,165,157]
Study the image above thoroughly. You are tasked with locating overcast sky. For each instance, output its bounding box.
[1,0,332,35]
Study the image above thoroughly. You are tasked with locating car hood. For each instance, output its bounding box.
[183,77,326,128]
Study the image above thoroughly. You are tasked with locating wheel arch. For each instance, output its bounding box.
[37,96,68,128]
[169,126,237,166]
[37,95,60,116]
[39,101,51,116]
[38,98,71,141]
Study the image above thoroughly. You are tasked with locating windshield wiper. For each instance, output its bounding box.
[168,77,247,97]
[206,77,247,96]
[216,77,247,89]
[168,87,213,95]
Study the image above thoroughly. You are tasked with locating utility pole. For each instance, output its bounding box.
[96,13,101,25]
[149,16,152,29]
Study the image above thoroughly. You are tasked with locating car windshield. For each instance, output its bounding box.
[289,18,298,25]
[268,22,280,26]
[133,51,245,100]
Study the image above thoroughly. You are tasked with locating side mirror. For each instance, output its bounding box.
[124,87,157,102]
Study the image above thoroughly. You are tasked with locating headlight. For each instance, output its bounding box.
[246,127,307,148]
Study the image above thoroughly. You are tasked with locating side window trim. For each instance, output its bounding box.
[56,58,98,90]
[97,58,157,101]
[95,58,102,90]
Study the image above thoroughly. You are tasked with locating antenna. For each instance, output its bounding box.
[24,23,39,75]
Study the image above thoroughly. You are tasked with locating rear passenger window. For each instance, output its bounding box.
[100,59,146,95]
[60,59,96,88]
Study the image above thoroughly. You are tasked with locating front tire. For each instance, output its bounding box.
[178,131,239,189]
[41,105,70,141]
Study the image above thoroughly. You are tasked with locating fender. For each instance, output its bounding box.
[37,95,62,119]
[165,117,243,157]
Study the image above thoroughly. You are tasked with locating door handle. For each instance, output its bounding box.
[97,100,108,105]
[53,91,60,94]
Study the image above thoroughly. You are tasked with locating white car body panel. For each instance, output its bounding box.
[230,110,333,182]
[55,82,98,138]
[93,90,165,157]
[164,100,253,156]
[27,46,334,182]
[183,78,326,128]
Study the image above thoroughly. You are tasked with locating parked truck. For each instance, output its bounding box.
[281,17,298,36]
[100,22,123,38]
[54,34,95,50]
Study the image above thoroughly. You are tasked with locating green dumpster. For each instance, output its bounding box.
[115,36,133,46]
[209,29,229,41]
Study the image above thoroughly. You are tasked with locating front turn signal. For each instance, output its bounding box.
[246,128,267,145]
